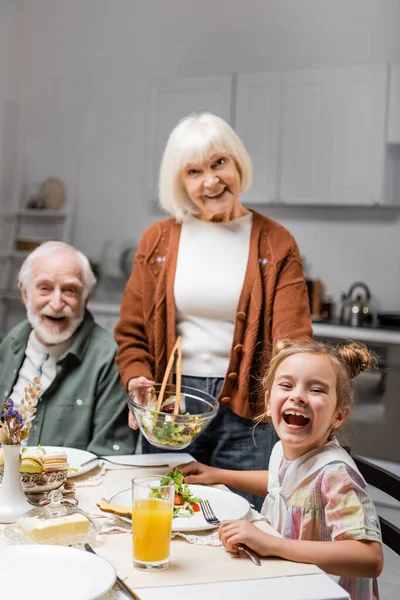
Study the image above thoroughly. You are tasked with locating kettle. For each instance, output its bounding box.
[340,282,373,327]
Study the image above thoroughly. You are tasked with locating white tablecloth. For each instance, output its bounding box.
[89,454,349,599]
[0,453,350,600]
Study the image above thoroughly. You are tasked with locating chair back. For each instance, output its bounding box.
[353,455,400,555]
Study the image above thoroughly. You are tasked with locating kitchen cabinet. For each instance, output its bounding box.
[146,64,391,207]
[234,73,282,204]
[388,63,400,144]
[276,64,387,206]
[146,75,233,200]
[330,64,388,205]
[280,69,334,204]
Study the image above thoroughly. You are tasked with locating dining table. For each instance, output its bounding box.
[70,452,350,600]
[0,451,350,600]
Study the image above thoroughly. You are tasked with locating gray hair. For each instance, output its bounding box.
[18,241,97,301]
[158,113,253,221]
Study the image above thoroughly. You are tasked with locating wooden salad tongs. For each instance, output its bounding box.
[156,336,182,415]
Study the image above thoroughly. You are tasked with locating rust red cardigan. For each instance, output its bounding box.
[115,210,312,419]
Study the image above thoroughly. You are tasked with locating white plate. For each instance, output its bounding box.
[0,545,115,600]
[110,484,250,532]
[27,446,99,478]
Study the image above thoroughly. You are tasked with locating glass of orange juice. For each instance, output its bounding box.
[132,475,175,571]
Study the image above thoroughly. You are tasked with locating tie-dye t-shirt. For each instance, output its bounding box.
[264,443,382,600]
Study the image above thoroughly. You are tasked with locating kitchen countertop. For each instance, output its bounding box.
[88,300,121,315]
[87,300,400,345]
[312,321,400,345]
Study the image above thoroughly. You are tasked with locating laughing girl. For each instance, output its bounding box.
[179,340,383,600]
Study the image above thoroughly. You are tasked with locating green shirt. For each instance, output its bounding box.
[0,311,137,455]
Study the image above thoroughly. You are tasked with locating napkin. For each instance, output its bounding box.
[99,586,120,600]
[96,500,266,546]
[99,516,132,535]
[73,463,106,488]
[171,508,266,547]
[0,526,7,553]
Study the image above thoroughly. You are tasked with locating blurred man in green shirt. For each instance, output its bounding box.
[0,241,137,455]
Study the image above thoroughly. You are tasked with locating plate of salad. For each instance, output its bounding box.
[109,470,250,532]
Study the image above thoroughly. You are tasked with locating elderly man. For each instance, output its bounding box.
[0,241,137,455]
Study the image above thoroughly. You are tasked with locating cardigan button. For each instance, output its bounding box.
[236,311,246,321]
[234,344,243,353]
[228,372,238,380]
[221,396,231,403]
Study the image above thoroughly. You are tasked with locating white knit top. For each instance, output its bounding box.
[174,212,252,377]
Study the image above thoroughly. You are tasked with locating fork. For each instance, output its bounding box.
[200,499,261,566]
[80,456,169,468]
[200,499,221,526]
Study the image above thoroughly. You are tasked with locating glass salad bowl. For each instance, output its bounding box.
[128,384,219,450]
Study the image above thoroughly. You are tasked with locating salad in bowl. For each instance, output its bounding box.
[128,383,219,450]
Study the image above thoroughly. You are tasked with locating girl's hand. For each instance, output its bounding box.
[175,461,223,485]
[219,520,275,556]
[127,376,154,430]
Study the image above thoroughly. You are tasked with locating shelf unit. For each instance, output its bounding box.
[0,207,75,338]
[1,209,68,219]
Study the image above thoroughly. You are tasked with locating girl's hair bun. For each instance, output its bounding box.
[337,342,375,379]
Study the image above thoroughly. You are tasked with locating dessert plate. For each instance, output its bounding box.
[0,545,115,600]
[27,446,99,478]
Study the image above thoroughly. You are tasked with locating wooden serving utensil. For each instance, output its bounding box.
[156,337,182,415]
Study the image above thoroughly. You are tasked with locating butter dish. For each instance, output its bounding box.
[4,490,99,546]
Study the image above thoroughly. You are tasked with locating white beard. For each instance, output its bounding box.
[26,298,85,346]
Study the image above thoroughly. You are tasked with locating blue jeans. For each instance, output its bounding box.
[141,375,279,510]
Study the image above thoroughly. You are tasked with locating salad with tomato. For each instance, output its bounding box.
[156,470,201,518]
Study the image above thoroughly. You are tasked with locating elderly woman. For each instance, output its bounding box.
[115,113,312,508]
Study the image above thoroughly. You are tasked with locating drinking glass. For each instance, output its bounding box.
[132,475,174,571]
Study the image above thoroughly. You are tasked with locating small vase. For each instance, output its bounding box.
[0,444,32,523]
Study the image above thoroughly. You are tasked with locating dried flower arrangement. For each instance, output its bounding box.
[0,377,42,445]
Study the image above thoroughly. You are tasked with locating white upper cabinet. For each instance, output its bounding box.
[280,70,334,204]
[234,73,282,204]
[146,65,391,206]
[146,75,233,200]
[330,64,388,205]
[388,64,400,144]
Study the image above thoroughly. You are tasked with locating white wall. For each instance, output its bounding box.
[0,0,20,211]
[5,0,400,311]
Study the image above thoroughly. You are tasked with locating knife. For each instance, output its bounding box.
[84,543,141,599]
[238,544,262,566]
